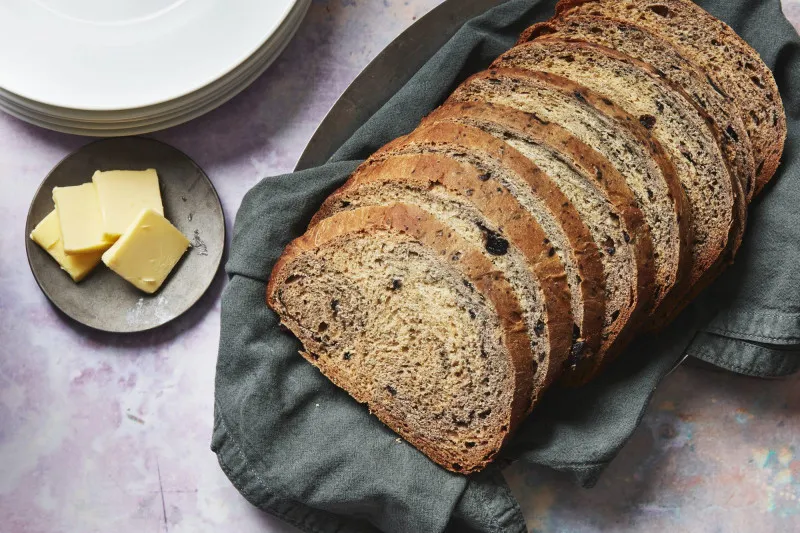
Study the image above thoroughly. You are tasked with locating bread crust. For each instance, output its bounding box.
[554,0,786,193]
[451,68,694,324]
[372,121,607,382]
[313,152,574,392]
[492,42,747,326]
[518,15,756,202]
[267,203,535,473]
[422,101,656,384]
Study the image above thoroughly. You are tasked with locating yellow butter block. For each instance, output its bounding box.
[92,169,164,240]
[30,210,104,282]
[102,208,190,294]
[53,183,114,254]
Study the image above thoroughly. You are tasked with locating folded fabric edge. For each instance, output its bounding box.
[704,308,800,346]
[449,467,527,533]
[688,332,800,378]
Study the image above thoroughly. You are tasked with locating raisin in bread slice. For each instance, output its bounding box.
[494,40,746,316]
[371,121,607,381]
[519,15,756,202]
[312,153,574,391]
[267,203,535,473]
[449,69,692,323]
[421,102,655,382]
[555,0,786,193]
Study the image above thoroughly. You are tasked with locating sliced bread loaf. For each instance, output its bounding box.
[267,203,535,473]
[264,0,787,475]
[554,0,786,193]
[312,153,574,391]
[519,15,756,202]
[369,121,607,379]
[448,69,692,321]
[493,40,745,310]
[421,102,656,381]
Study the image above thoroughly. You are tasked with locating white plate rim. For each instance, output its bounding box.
[0,0,309,135]
[0,0,311,121]
[0,0,303,111]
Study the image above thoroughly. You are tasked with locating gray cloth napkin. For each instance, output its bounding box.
[212,1,800,531]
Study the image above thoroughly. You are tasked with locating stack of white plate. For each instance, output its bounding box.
[0,0,310,136]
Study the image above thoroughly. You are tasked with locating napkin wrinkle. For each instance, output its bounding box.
[213,407,380,533]
[226,161,361,282]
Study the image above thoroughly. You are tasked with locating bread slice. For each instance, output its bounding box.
[555,0,786,193]
[369,121,608,380]
[421,102,656,382]
[312,153,574,392]
[448,69,692,322]
[267,203,535,473]
[519,15,756,202]
[493,40,745,310]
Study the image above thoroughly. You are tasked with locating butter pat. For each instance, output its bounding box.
[102,208,190,294]
[93,169,164,239]
[53,183,114,254]
[30,211,104,282]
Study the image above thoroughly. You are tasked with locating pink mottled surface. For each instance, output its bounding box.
[0,2,798,532]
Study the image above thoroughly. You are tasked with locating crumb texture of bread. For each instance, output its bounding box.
[422,102,655,383]
[267,204,535,473]
[518,15,756,201]
[494,39,743,300]
[315,152,574,391]
[449,69,691,320]
[554,0,786,193]
[372,121,607,378]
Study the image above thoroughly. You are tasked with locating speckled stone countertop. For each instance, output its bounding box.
[1,2,799,532]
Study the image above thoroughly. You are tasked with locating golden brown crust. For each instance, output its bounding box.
[554,0,786,193]
[493,38,745,287]
[653,132,749,328]
[267,203,535,473]
[491,40,748,330]
[452,68,694,324]
[314,152,574,392]
[421,101,656,384]
[371,121,607,381]
[518,16,756,203]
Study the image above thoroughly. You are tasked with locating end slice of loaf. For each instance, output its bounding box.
[267,203,535,473]
[555,0,786,193]
[422,102,656,383]
[493,40,745,314]
[312,152,574,392]
[449,68,693,323]
[519,15,756,202]
[371,121,607,379]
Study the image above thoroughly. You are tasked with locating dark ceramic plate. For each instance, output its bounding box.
[25,137,225,333]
